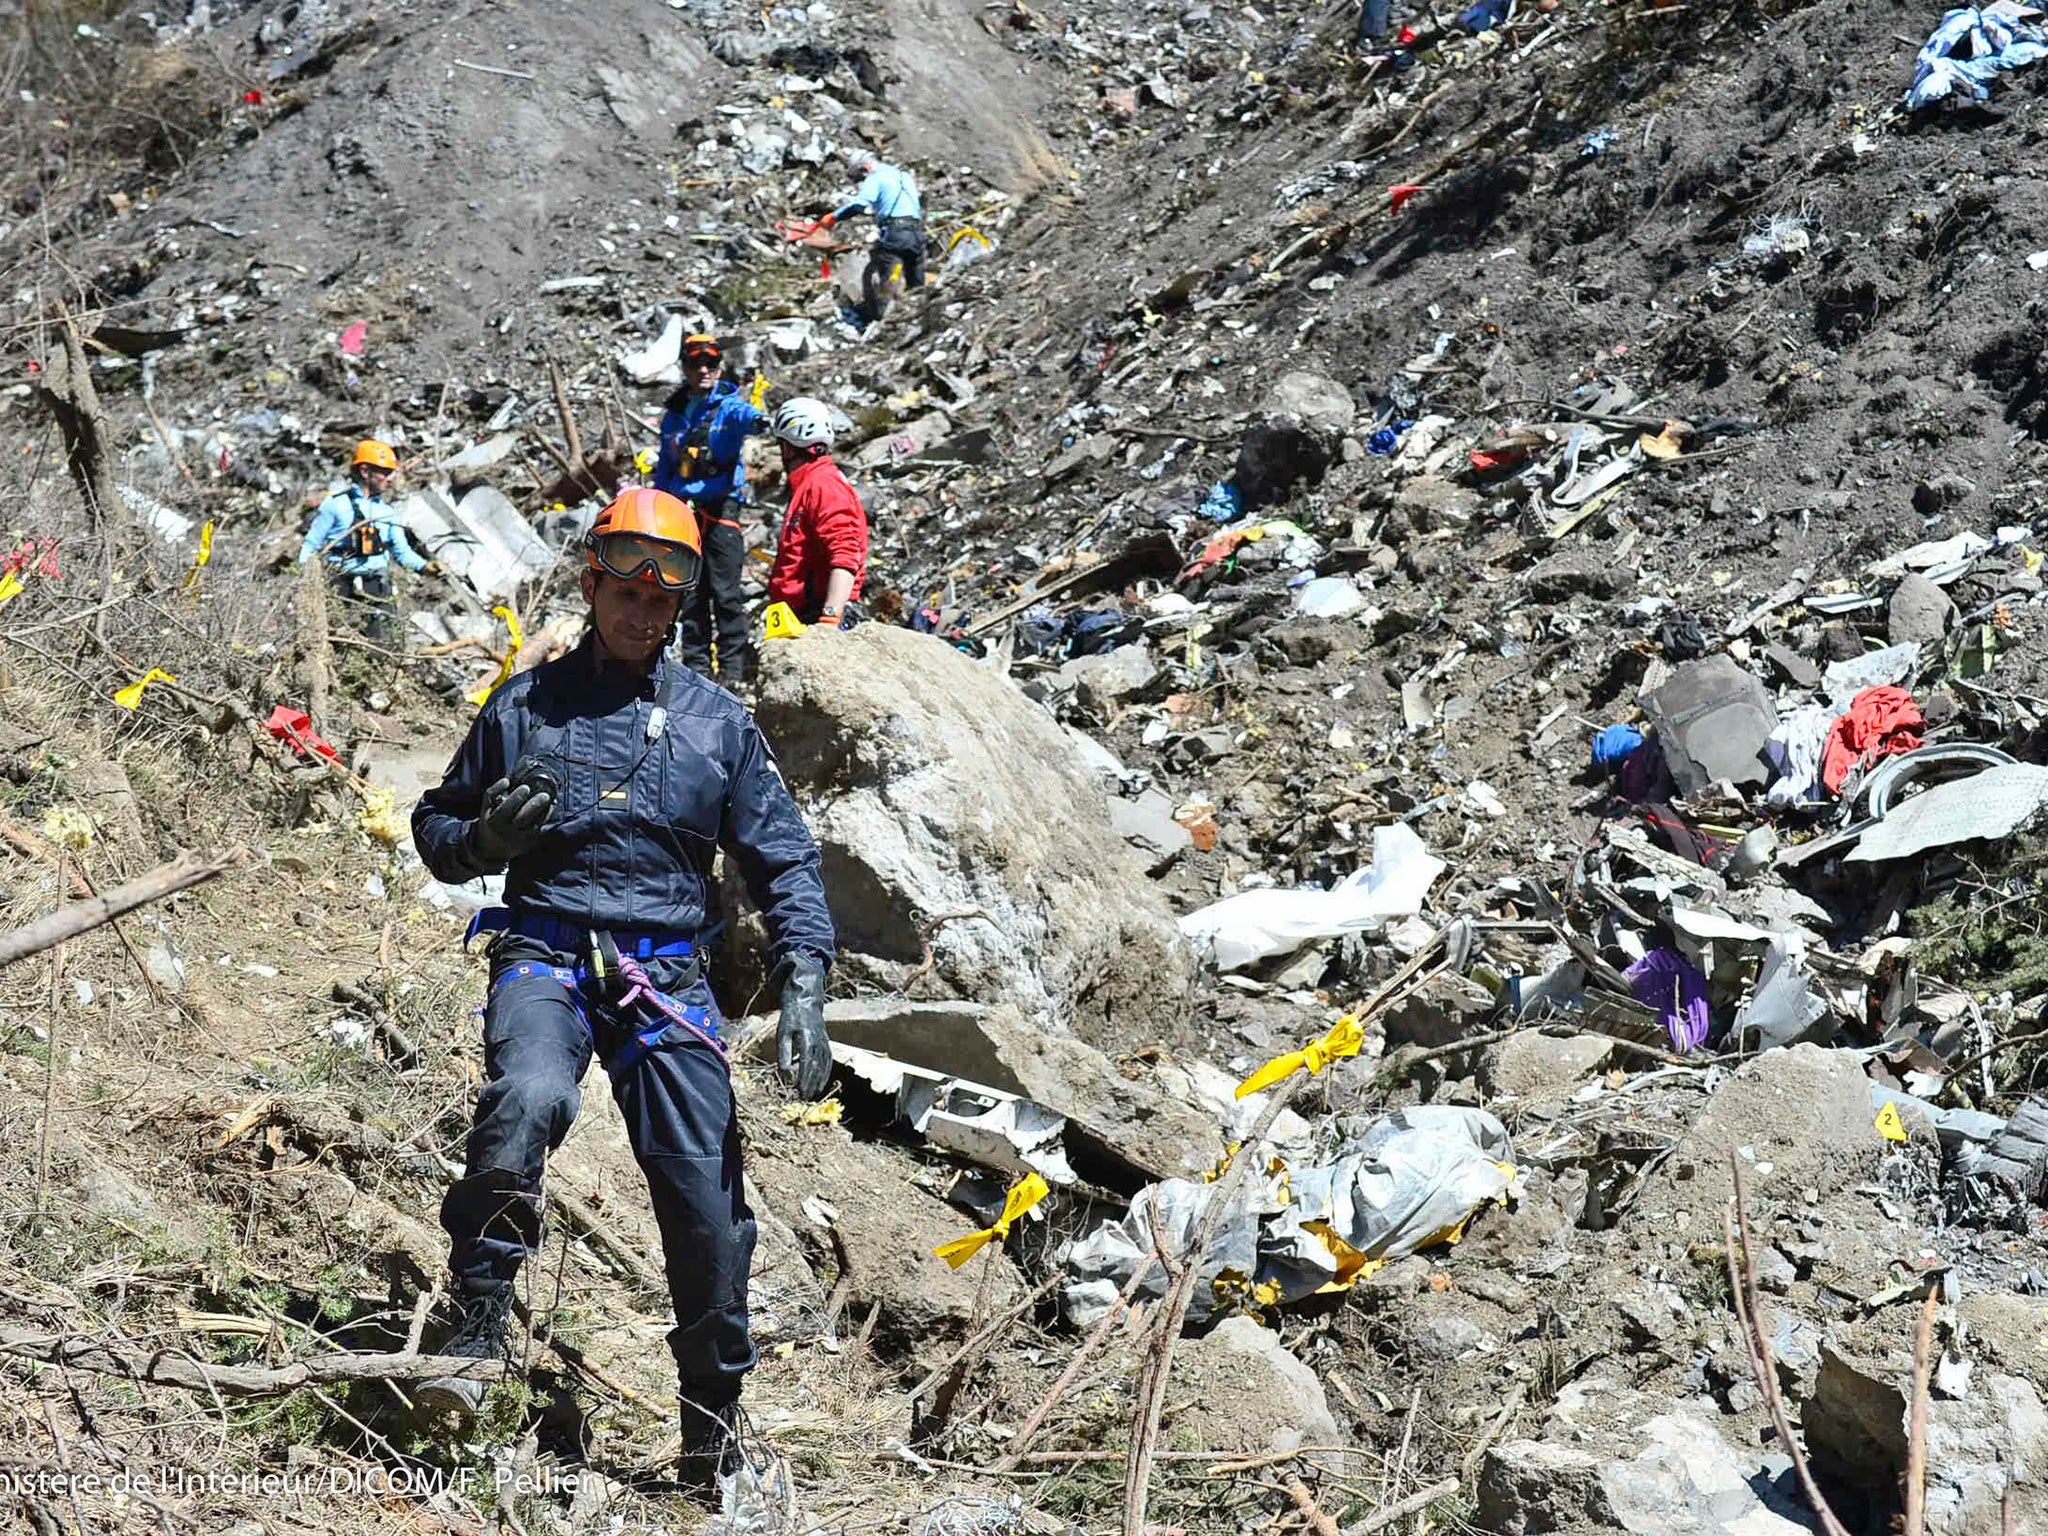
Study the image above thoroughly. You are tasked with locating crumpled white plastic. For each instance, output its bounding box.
[1265,1106,1516,1293]
[619,313,686,384]
[1178,822,1445,970]
[1293,575,1365,618]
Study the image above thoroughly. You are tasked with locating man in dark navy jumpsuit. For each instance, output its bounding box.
[410,488,833,1489]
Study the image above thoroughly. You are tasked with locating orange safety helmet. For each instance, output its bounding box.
[352,438,399,471]
[585,487,703,591]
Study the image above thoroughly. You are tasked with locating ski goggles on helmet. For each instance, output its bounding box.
[587,531,701,591]
[683,334,723,365]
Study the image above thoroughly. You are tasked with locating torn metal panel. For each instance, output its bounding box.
[400,485,554,601]
[1848,764,2048,863]
[832,1042,1076,1186]
[1667,906,1772,945]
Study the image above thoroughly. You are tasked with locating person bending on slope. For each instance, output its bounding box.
[821,150,928,329]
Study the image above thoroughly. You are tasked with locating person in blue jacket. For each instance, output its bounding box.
[823,151,928,327]
[409,489,835,1491]
[296,438,439,641]
[656,333,767,688]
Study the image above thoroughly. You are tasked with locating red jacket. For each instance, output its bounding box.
[769,454,869,618]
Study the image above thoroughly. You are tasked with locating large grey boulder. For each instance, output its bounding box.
[1652,1045,1876,1227]
[1058,642,1161,715]
[1484,1033,1616,1102]
[1232,371,1356,509]
[1264,370,1358,437]
[754,625,1194,1044]
[747,1130,1021,1369]
[1479,1395,1815,1534]
[1888,573,1956,646]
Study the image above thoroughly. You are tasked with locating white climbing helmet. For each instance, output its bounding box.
[846,148,878,178]
[772,397,837,451]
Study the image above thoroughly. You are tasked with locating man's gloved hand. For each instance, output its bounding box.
[819,211,837,229]
[776,954,832,1100]
[465,776,553,869]
[422,560,445,577]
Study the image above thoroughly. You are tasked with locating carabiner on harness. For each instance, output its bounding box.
[584,928,628,1002]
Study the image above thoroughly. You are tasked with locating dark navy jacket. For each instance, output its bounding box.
[655,380,767,507]
[413,639,834,967]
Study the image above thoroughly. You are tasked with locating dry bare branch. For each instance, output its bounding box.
[0,1326,506,1399]
[0,852,234,970]
[1724,1155,1853,1536]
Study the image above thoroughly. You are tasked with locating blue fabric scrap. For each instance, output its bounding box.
[1591,723,1646,771]
[1905,6,2048,110]
[1366,419,1415,455]
[1197,480,1244,522]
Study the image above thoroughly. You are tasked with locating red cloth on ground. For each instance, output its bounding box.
[768,454,869,618]
[1821,685,1924,794]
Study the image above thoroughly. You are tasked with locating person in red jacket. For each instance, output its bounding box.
[766,398,869,627]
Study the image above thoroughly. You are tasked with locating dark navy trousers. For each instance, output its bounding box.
[861,217,928,323]
[674,507,752,687]
[439,938,757,1405]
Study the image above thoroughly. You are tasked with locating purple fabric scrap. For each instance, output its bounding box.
[1624,947,1711,1052]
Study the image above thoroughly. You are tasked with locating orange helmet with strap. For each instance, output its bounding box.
[585,487,703,591]
[352,438,399,471]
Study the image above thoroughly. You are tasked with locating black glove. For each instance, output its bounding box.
[776,954,832,1100]
[465,776,553,869]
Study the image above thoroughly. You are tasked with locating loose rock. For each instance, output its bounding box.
[755,625,1194,1044]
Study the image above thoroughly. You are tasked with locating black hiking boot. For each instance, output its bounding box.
[677,1397,745,1498]
[415,1285,513,1430]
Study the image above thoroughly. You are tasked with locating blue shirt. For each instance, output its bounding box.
[412,640,835,966]
[835,163,922,223]
[298,485,429,575]
[654,380,768,508]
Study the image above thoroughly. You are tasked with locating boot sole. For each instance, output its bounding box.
[415,1376,487,1430]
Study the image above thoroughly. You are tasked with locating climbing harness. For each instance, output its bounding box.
[468,908,725,1077]
[496,955,724,1077]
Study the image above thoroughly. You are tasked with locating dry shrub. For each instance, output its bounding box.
[0,8,247,233]
[109,40,235,175]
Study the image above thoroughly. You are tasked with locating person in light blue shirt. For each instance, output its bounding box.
[297,438,438,641]
[825,151,929,327]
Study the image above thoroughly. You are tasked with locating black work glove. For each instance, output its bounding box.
[776,954,832,1100]
[464,776,553,869]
